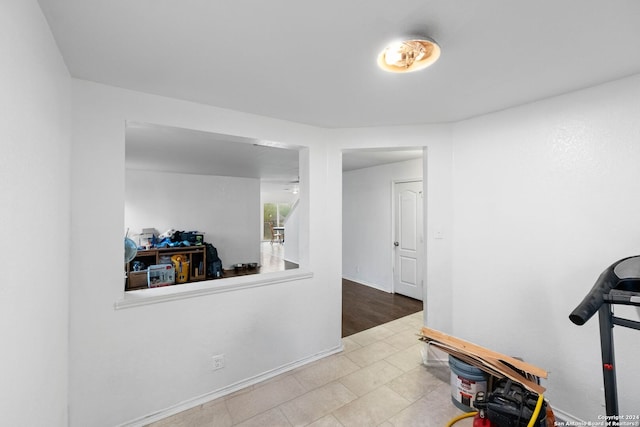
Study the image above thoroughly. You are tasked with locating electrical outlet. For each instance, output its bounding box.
[212,354,225,371]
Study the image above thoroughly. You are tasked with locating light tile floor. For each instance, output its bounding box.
[147,311,473,426]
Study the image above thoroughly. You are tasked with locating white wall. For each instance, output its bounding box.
[69,80,342,426]
[342,158,423,292]
[0,1,70,426]
[451,74,640,420]
[125,170,260,268]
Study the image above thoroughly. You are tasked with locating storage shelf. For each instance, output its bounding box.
[125,246,207,291]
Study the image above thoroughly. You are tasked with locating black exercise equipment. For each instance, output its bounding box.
[570,255,640,416]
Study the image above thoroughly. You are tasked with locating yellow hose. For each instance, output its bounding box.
[446,411,477,427]
[526,393,545,427]
[445,393,544,427]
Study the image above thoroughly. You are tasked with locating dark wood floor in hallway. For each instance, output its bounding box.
[342,279,423,337]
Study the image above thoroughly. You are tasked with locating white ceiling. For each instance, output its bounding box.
[126,122,301,181]
[37,0,640,129]
[39,0,640,184]
[125,123,421,188]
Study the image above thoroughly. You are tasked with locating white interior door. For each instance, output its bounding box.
[393,180,424,300]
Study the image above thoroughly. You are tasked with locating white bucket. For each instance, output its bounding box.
[449,355,489,411]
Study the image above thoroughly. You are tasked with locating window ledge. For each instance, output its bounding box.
[115,269,313,310]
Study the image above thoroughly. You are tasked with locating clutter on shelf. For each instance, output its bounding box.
[134,228,205,250]
[124,227,223,291]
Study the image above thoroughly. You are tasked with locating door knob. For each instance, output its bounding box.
[394,241,399,246]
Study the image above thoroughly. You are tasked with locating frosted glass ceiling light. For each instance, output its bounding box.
[378,38,440,73]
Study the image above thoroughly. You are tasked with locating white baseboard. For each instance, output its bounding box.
[420,341,450,367]
[342,275,391,293]
[118,343,344,427]
[552,407,586,425]
[423,358,449,368]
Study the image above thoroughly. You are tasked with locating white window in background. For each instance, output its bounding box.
[263,202,292,240]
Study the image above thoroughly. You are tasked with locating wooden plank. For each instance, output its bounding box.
[420,327,548,379]
[422,340,502,376]
[482,356,546,394]
[422,339,546,394]
[424,340,506,379]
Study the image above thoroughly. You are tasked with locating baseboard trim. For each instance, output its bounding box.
[422,357,449,368]
[419,340,450,367]
[552,407,586,425]
[342,275,391,293]
[118,343,344,427]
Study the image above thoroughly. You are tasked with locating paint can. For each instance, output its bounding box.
[449,355,489,411]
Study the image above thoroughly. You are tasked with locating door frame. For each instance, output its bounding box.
[391,178,425,299]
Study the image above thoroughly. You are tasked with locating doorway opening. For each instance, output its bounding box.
[341,148,426,336]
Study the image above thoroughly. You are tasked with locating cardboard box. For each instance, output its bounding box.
[128,271,149,289]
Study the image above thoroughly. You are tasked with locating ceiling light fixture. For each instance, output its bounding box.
[377,37,441,73]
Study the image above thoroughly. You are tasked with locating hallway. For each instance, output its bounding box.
[260,241,298,273]
[342,279,423,337]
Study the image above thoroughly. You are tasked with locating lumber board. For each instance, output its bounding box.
[420,327,547,378]
[419,327,547,394]
[424,340,505,379]
[422,339,546,394]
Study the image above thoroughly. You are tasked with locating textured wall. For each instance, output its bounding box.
[451,74,640,420]
[0,1,70,425]
[69,80,340,426]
